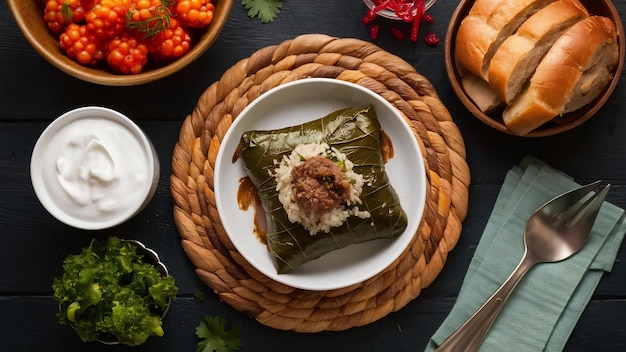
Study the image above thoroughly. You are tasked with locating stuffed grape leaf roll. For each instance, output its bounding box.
[237,105,408,274]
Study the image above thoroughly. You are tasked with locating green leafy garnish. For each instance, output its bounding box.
[193,289,206,302]
[242,0,283,23]
[196,315,242,352]
[61,1,74,22]
[52,237,178,346]
[125,3,173,39]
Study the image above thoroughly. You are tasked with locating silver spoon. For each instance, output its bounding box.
[436,181,610,352]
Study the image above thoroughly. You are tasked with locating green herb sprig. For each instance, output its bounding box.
[52,237,178,346]
[242,0,283,23]
[196,315,242,352]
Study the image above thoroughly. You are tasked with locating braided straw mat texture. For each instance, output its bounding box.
[170,34,470,333]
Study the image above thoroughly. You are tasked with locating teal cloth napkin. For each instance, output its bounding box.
[425,156,626,352]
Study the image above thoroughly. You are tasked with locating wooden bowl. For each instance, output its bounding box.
[7,0,233,86]
[444,0,624,137]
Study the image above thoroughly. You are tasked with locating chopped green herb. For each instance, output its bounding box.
[52,237,178,346]
[61,1,73,22]
[194,289,206,302]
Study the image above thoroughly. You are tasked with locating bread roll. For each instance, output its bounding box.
[455,0,557,80]
[503,16,619,136]
[460,71,502,113]
[488,0,588,103]
[564,37,620,113]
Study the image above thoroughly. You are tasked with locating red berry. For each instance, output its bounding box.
[43,0,90,33]
[127,0,172,37]
[59,23,105,65]
[424,32,440,46]
[106,32,149,74]
[85,0,131,39]
[147,18,191,61]
[175,0,214,29]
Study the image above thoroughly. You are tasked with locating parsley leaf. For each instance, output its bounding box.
[242,0,283,23]
[195,315,242,352]
[193,289,206,302]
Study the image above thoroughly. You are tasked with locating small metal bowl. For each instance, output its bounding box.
[124,239,170,280]
[58,239,173,346]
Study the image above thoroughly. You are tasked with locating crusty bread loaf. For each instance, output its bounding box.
[564,36,620,113]
[503,16,619,136]
[460,70,502,113]
[488,0,589,103]
[455,0,557,80]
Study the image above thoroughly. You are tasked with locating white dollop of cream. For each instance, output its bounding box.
[40,118,152,224]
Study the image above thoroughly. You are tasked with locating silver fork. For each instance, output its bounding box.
[436,181,610,352]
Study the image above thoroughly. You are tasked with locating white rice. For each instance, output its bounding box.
[270,142,371,235]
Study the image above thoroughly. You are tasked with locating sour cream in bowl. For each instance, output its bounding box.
[30,107,159,230]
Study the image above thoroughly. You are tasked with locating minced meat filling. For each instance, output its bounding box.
[290,156,350,216]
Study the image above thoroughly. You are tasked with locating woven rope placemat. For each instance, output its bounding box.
[170,34,470,332]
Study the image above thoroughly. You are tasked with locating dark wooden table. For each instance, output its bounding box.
[1,1,625,351]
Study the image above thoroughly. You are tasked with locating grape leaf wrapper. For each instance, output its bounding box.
[238,105,408,273]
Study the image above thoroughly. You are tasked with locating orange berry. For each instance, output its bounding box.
[147,17,191,60]
[43,0,90,33]
[175,0,214,28]
[106,32,149,74]
[85,0,130,39]
[127,0,172,38]
[59,23,105,65]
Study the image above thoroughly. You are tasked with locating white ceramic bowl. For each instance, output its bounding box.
[363,0,437,20]
[214,78,426,291]
[31,107,159,229]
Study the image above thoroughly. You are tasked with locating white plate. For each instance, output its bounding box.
[214,78,426,291]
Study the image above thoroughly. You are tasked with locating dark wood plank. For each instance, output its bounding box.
[0,296,624,352]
